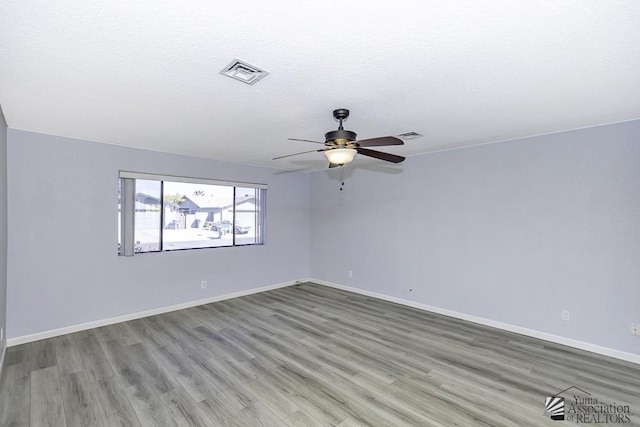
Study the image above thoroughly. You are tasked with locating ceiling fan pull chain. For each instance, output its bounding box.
[340,165,345,191]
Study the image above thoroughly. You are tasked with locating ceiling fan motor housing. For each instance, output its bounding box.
[325,129,357,145]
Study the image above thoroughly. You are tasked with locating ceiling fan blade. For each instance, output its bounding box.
[355,136,404,147]
[288,138,325,144]
[356,147,405,163]
[272,149,326,160]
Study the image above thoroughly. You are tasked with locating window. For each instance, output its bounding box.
[118,172,266,255]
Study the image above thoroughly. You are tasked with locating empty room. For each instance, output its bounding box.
[0,1,639,426]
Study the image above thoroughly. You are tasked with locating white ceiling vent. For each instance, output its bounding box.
[220,59,269,85]
[397,131,423,139]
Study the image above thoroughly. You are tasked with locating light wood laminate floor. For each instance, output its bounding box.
[1,283,638,426]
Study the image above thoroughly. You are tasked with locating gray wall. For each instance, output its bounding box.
[0,106,7,355]
[6,129,310,339]
[310,120,640,355]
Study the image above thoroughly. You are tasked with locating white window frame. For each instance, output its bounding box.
[119,171,267,256]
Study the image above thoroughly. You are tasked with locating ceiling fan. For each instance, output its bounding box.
[273,109,406,168]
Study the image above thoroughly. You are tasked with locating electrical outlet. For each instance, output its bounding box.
[348,270,353,278]
[631,323,639,336]
[201,280,207,289]
[562,310,571,321]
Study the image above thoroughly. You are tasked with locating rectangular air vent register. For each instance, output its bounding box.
[220,59,269,85]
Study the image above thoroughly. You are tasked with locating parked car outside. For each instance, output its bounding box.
[234,224,251,234]
[210,220,250,234]
[211,220,232,234]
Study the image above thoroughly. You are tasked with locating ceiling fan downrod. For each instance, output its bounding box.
[333,108,349,131]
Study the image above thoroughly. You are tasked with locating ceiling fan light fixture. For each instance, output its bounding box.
[325,148,357,165]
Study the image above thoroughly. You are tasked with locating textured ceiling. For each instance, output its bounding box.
[1,1,639,171]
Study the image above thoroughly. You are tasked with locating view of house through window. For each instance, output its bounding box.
[119,173,266,254]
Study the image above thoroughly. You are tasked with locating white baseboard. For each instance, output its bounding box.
[306,278,640,365]
[7,280,296,347]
